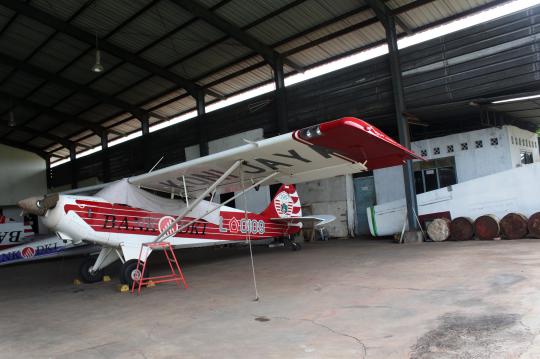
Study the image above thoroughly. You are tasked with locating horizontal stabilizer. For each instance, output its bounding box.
[270,215,336,227]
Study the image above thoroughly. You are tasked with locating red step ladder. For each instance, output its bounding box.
[131,242,188,296]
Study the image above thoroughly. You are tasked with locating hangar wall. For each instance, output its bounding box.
[51,5,540,189]
[374,126,539,205]
[0,144,46,207]
[296,176,350,238]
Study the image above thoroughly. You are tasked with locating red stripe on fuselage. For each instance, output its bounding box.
[64,200,300,241]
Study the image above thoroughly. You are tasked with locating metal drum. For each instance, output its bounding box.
[500,213,528,239]
[474,214,500,240]
[528,212,540,238]
[450,217,474,241]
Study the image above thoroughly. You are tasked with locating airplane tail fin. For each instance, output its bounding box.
[260,184,302,219]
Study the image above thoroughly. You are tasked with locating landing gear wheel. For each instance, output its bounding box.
[79,256,104,283]
[120,259,147,287]
[291,242,302,251]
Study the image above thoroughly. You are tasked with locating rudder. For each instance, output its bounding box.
[261,184,302,219]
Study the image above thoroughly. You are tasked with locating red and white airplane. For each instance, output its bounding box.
[18,117,421,286]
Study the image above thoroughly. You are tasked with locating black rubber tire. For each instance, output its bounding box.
[79,256,104,283]
[120,259,147,287]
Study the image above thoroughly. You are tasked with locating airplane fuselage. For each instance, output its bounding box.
[43,195,300,254]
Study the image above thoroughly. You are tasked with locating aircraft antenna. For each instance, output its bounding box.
[241,164,260,301]
[148,155,165,173]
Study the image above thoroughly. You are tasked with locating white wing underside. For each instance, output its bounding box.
[127,118,421,197]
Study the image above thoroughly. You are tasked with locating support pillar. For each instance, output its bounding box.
[137,113,151,172]
[197,91,209,156]
[385,15,418,230]
[273,55,288,134]
[101,134,110,183]
[139,113,150,136]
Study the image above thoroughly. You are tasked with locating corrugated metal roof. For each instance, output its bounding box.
[1,72,44,98]
[108,1,195,53]
[0,0,517,161]
[89,63,151,95]
[26,115,62,131]
[53,93,99,115]
[0,15,54,60]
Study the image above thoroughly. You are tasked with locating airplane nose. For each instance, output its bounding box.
[18,193,59,216]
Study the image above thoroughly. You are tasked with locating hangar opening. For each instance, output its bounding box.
[2,0,540,357]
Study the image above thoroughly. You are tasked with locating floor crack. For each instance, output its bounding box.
[300,318,368,358]
[256,314,367,357]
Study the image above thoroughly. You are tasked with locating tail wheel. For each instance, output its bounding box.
[120,259,148,287]
[79,256,104,283]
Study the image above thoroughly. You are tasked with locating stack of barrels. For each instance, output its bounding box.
[426,212,540,241]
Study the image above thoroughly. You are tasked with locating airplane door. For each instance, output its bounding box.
[353,176,376,236]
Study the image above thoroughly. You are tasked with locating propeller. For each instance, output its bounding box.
[18,193,59,216]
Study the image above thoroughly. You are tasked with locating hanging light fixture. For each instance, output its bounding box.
[91,32,104,73]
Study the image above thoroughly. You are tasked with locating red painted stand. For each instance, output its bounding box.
[131,242,188,296]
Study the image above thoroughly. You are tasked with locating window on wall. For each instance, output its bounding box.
[475,140,483,148]
[521,151,533,165]
[413,157,457,194]
[461,143,468,150]
[447,145,454,153]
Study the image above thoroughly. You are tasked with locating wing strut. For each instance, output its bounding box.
[154,160,243,242]
[240,163,260,301]
[155,170,279,243]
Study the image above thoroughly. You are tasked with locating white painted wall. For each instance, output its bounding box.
[507,126,540,168]
[411,126,513,183]
[296,176,349,238]
[0,144,46,207]
[373,126,539,205]
[369,162,540,236]
[185,129,270,213]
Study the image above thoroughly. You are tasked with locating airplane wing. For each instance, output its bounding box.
[128,117,422,197]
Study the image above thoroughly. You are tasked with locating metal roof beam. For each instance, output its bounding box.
[0,51,159,120]
[0,92,122,137]
[0,0,225,99]
[0,122,90,150]
[170,0,305,73]
[365,0,413,34]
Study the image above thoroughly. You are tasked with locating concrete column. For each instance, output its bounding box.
[197,90,209,157]
[101,134,110,183]
[273,55,288,134]
[385,15,418,230]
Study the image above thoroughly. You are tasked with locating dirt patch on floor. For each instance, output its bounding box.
[411,313,532,358]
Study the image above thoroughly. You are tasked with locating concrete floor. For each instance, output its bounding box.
[2,239,540,358]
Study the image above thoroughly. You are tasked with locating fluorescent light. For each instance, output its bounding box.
[492,94,540,104]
